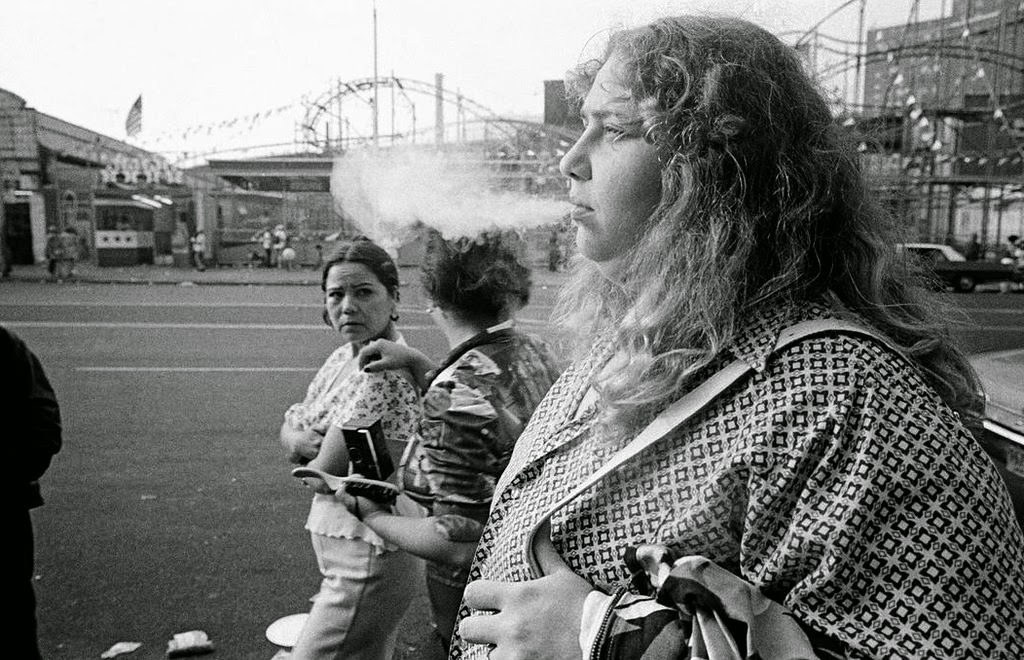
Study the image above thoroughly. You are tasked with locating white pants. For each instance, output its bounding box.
[290,533,422,660]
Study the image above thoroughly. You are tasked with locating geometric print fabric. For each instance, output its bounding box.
[452,302,1024,659]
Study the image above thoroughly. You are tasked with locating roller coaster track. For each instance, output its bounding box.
[299,75,579,152]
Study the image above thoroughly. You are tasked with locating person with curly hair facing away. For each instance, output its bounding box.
[347,229,562,652]
[450,14,1024,660]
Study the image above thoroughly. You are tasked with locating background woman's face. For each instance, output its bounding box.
[324,262,396,346]
[559,54,663,270]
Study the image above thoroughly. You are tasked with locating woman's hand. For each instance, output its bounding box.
[459,522,593,659]
[279,422,324,464]
[337,491,390,522]
[358,339,435,391]
[358,339,414,371]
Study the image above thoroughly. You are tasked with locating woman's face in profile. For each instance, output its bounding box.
[324,262,396,346]
[559,53,663,271]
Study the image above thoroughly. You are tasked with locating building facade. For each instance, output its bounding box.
[857,0,1024,250]
[0,87,227,268]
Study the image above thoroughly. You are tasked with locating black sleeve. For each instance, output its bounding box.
[2,326,62,483]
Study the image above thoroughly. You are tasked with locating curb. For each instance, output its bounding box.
[2,275,319,287]
[2,266,573,289]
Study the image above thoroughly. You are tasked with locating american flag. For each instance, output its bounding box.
[125,95,142,137]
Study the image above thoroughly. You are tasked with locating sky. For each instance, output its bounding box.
[0,0,941,161]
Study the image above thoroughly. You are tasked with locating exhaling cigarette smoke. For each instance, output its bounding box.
[330,149,571,246]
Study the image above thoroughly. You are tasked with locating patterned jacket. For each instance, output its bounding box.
[452,302,1024,659]
[402,326,561,530]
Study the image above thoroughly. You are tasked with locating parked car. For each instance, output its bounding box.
[898,242,1017,292]
[970,348,1024,528]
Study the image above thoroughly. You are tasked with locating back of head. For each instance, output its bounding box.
[421,229,531,328]
[560,14,977,423]
[320,236,400,296]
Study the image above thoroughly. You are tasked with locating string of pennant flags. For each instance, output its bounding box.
[139,102,301,145]
[130,8,1024,168]
[843,11,1024,165]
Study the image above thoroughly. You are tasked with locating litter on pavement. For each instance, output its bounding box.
[100,641,142,658]
[166,630,214,657]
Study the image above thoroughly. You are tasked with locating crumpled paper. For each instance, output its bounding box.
[166,630,214,657]
[100,641,142,658]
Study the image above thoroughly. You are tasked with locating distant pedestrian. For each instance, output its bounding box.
[1,325,62,660]
[964,233,982,261]
[259,227,274,267]
[55,227,78,281]
[44,226,61,280]
[547,227,561,271]
[273,225,288,268]
[1012,235,1024,292]
[1,223,13,278]
[1000,235,1022,293]
[189,230,207,271]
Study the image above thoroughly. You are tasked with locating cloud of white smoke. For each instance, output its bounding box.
[330,149,570,246]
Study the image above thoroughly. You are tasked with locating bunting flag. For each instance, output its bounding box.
[125,95,143,137]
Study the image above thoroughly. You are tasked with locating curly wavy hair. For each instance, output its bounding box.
[556,15,979,430]
[421,229,531,328]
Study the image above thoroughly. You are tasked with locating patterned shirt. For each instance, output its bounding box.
[285,337,420,548]
[402,326,562,525]
[452,302,1024,659]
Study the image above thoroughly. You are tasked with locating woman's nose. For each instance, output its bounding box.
[340,294,357,312]
[559,137,591,181]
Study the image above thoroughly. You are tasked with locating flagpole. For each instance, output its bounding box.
[372,0,379,149]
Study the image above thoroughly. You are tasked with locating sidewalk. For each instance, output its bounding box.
[2,261,574,288]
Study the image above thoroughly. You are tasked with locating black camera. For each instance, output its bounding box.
[341,415,397,503]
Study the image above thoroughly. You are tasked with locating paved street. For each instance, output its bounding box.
[1,269,562,660]
[1,267,1022,660]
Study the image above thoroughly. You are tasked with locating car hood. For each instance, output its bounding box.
[970,349,1024,435]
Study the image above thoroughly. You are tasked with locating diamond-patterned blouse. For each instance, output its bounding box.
[452,302,1024,659]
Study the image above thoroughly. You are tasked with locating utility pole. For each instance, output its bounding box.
[435,73,445,147]
[372,0,379,149]
[853,0,866,111]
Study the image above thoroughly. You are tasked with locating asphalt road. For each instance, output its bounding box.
[1,281,1022,660]
[2,281,559,660]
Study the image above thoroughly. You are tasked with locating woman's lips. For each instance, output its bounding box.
[570,205,594,222]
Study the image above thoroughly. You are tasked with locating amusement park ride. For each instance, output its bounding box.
[791,0,1024,247]
[142,0,1024,251]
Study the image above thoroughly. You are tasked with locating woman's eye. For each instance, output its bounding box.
[603,125,626,139]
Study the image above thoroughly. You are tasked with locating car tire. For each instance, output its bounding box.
[954,275,976,293]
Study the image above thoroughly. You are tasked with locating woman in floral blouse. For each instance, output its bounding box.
[278,238,420,660]
[453,14,1024,660]
[345,229,562,651]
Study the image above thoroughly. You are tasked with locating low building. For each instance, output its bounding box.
[0,87,227,268]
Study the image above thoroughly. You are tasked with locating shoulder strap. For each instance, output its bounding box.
[525,318,890,576]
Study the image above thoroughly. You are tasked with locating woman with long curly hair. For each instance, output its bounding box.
[454,14,1024,660]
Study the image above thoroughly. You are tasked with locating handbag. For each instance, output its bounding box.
[523,318,889,659]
